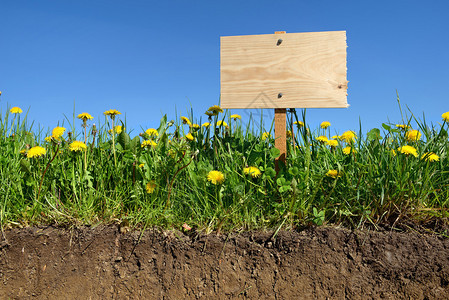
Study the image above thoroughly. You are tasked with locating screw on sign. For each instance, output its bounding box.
[220,30,348,173]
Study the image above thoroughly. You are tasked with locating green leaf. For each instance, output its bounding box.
[381,123,391,131]
[265,167,276,179]
[288,166,299,176]
[118,131,131,150]
[270,147,281,159]
[20,159,32,174]
[367,128,382,141]
[130,136,141,153]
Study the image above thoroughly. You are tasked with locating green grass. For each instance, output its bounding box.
[1,99,449,232]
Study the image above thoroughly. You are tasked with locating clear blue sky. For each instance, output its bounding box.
[1,0,448,137]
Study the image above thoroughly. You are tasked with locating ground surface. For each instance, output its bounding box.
[0,225,448,299]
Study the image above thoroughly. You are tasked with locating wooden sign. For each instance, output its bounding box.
[220,31,348,109]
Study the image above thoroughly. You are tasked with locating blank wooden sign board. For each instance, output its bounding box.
[220,31,348,109]
[220,30,348,171]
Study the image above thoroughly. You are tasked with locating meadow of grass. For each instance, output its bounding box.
[1,99,449,232]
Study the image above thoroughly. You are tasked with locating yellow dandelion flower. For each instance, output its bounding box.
[44,136,52,143]
[77,112,93,121]
[320,121,331,129]
[294,121,304,127]
[51,127,66,140]
[398,145,418,157]
[104,109,121,118]
[145,128,159,137]
[243,166,262,178]
[331,135,339,139]
[442,112,449,122]
[286,130,293,138]
[181,116,192,126]
[326,169,340,178]
[395,124,410,130]
[141,140,157,148]
[340,131,356,143]
[139,163,145,168]
[10,107,23,114]
[231,114,241,120]
[326,139,338,147]
[342,146,357,155]
[202,122,211,128]
[27,146,46,158]
[405,130,421,142]
[191,124,200,130]
[69,141,87,152]
[207,170,225,185]
[315,136,328,143]
[421,152,439,162]
[216,120,227,127]
[185,133,194,141]
[146,181,157,194]
[205,105,223,116]
[261,132,270,141]
[109,125,123,134]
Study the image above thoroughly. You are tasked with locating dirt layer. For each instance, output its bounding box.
[1,225,448,299]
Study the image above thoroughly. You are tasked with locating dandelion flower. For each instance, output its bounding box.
[231,114,241,120]
[207,170,225,185]
[421,152,439,162]
[405,130,421,142]
[216,120,227,127]
[69,141,87,152]
[142,140,157,148]
[340,131,356,143]
[146,181,157,194]
[44,136,52,143]
[185,133,194,141]
[109,125,123,134]
[139,163,145,168]
[10,107,23,114]
[326,169,340,178]
[202,122,211,128]
[342,146,356,155]
[398,145,418,157]
[181,116,192,126]
[205,105,223,116]
[261,132,270,141]
[286,130,293,138]
[104,109,121,118]
[315,136,328,143]
[442,112,449,122]
[294,121,304,127]
[52,127,66,140]
[27,146,46,158]
[326,139,338,147]
[243,166,262,178]
[191,124,200,130]
[77,112,93,121]
[320,121,331,129]
[145,128,158,137]
[395,124,410,130]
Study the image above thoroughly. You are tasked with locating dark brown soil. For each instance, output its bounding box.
[0,225,448,299]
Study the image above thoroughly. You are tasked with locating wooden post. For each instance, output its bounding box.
[275,31,287,173]
[275,108,287,172]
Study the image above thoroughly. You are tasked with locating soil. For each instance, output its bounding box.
[0,225,448,299]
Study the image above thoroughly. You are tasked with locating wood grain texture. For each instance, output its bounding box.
[275,108,287,172]
[220,31,348,109]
